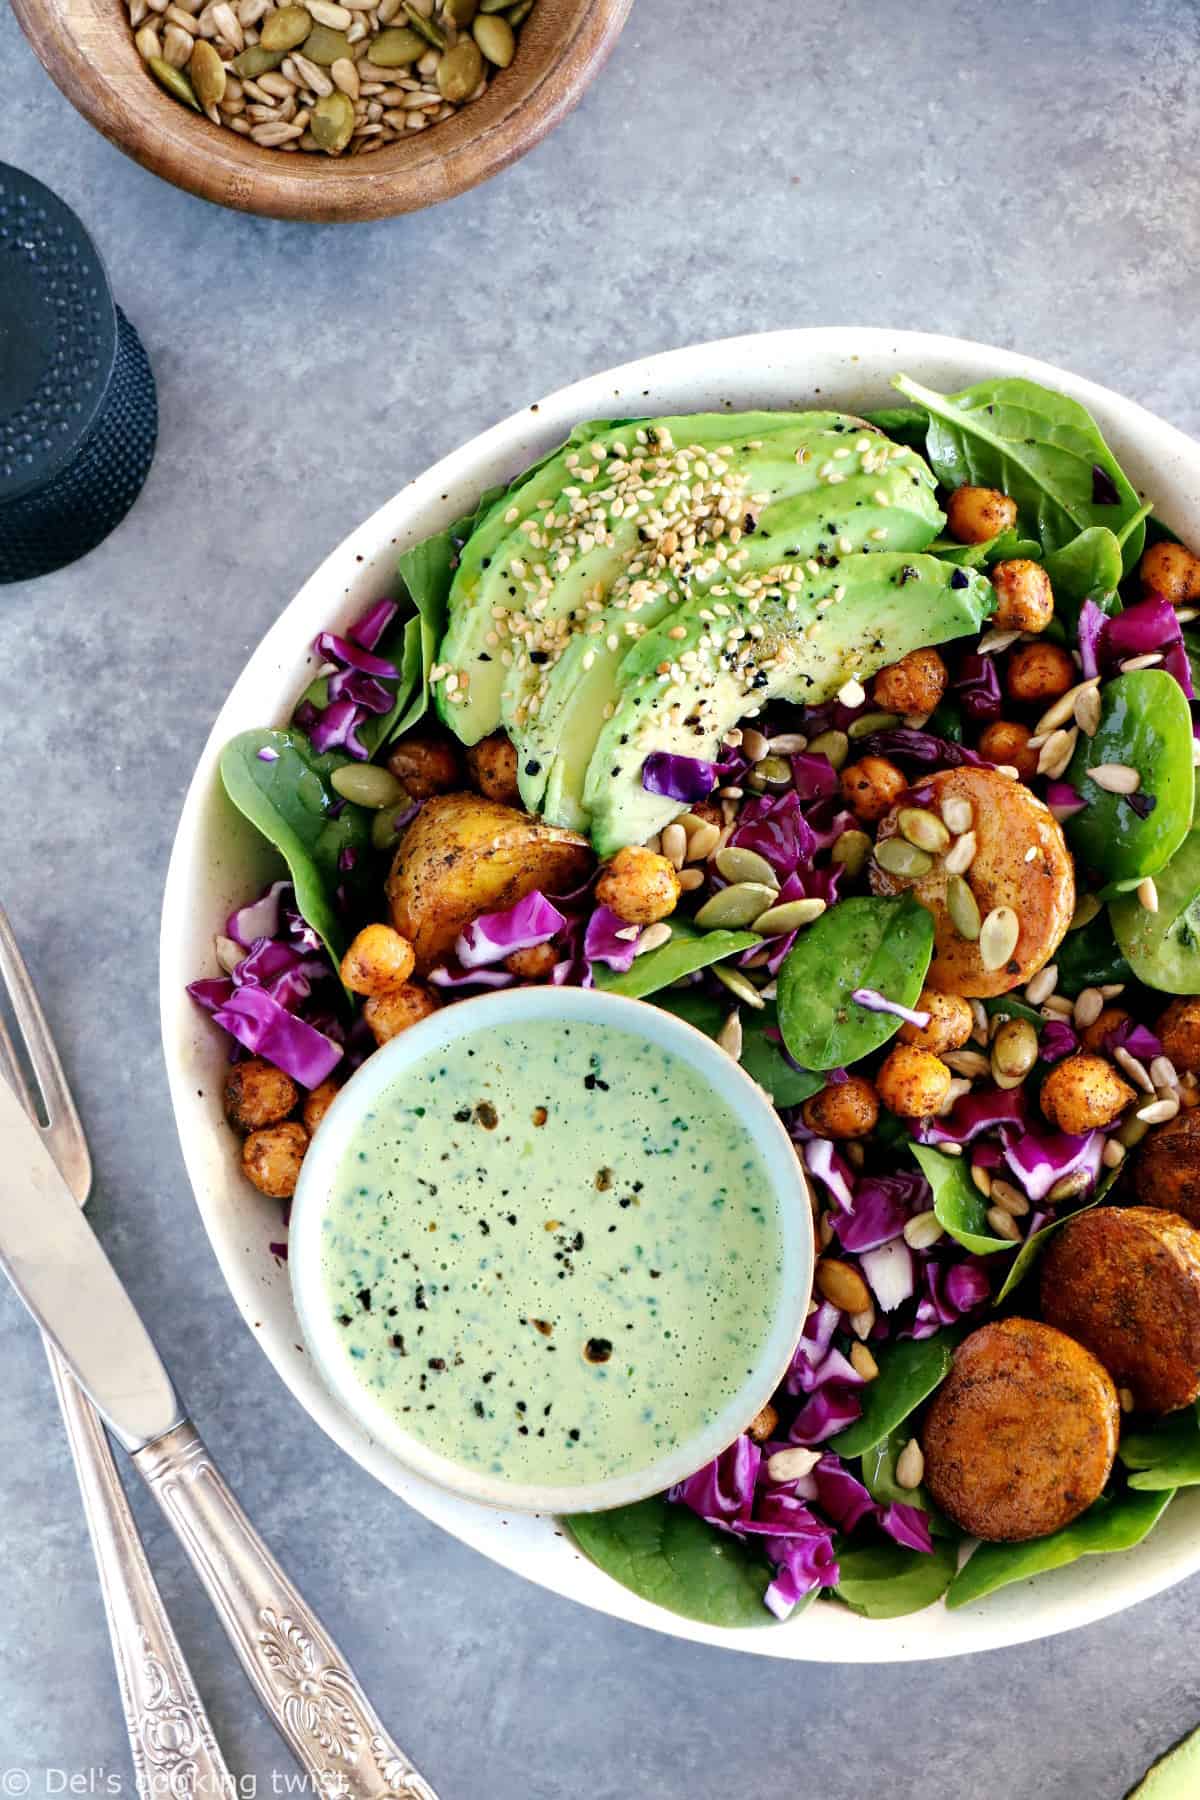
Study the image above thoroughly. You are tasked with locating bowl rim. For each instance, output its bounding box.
[161,325,1200,1660]
[288,984,815,1515]
[11,0,633,222]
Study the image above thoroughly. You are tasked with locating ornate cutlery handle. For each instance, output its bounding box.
[46,1350,234,1800]
[134,1420,438,1800]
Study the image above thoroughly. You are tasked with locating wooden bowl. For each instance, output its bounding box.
[12,0,631,221]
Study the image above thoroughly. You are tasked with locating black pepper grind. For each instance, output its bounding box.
[0,164,157,583]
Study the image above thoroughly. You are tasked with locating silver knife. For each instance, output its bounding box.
[0,1075,438,1800]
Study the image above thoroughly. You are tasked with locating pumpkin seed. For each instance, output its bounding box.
[991,1017,1038,1080]
[897,807,950,854]
[299,21,352,60]
[1047,1168,1094,1203]
[368,23,423,61]
[331,762,406,808]
[751,898,827,934]
[437,35,484,97]
[311,88,355,149]
[1068,892,1102,932]
[479,0,509,10]
[714,846,779,888]
[752,753,792,787]
[371,804,412,851]
[874,838,933,879]
[716,1010,743,1059]
[694,882,779,930]
[506,0,533,21]
[149,55,201,106]
[713,966,767,1010]
[260,4,311,48]
[946,873,981,941]
[847,710,901,740]
[979,905,1020,972]
[403,0,447,45]
[806,729,849,770]
[831,828,871,877]
[190,37,226,104]
[444,0,476,18]
[231,43,285,74]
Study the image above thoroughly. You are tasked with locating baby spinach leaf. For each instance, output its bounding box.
[1053,909,1133,997]
[1112,788,1200,993]
[592,917,760,1000]
[776,894,934,1072]
[566,1497,782,1629]
[1043,526,1124,637]
[861,1434,955,1536]
[652,989,823,1106]
[861,405,931,449]
[992,1164,1120,1304]
[827,1329,963,1458]
[945,1487,1176,1610]
[219,729,370,965]
[294,608,421,761]
[1066,671,1194,886]
[982,992,1045,1029]
[910,1141,1011,1256]
[1120,1405,1200,1490]
[893,374,1147,570]
[927,530,1041,568]
[834,1538,958,1619]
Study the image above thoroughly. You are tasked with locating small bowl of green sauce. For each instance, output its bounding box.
[289,987,814,1515]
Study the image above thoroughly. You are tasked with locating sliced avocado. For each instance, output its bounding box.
[583,554,994,856]
[523,444,944,828]
[434,411,890,745]
[1126,1724,1200,1798]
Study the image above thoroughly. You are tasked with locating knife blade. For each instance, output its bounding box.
[0,1075,182,1450]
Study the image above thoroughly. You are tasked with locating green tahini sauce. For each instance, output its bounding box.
[319,1018,783,1486]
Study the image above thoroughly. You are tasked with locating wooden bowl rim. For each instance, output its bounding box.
[11,0,632,220]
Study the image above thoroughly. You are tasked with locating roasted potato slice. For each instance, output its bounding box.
[386,792,593,971]
[870,766,1075,997]
[1134,1109,1200,1226]
[1040,1206,1200,1414]
[921,1317,1118,1541]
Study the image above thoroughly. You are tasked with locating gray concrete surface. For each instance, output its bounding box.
[3,1,1200,1794]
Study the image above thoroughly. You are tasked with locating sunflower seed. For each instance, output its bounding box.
[943,830,978,876]
[1121,653,1164,671]
[636,922,673,957]
[250,117,304,141]
[903,1210,944,1250]
[1137,1096,1180,1124]
[683,821,721,863]
[986,1207,1022,1241]
[769,733,809,755]
[1139,876,1160,913]
[979,905,1020,971]
[1150,1055,1180,1091]
[713,965,767,1009]
[1114,1046,1155,1092]
[1036,678,1099,736]
[945,1050,992,1079]
[1102,1138,1126,1169]
[660,823,687,870]
[1025,963,1059,1005]
[849,1302,876,1340]
[947,874,982,942]
[1074,687,1102,736]
[1037,726,1078,779]
[988,1178,1030,1217]
[714,846,779,888]
[1041,994,1076,1018]
[741,727,770,763]
[970,1161,993,1196]
[330,53,360,93]
[977,628,1023,655]
[970,999,989,1044]
[1073,987,1105,1028]
[292,49,332,89]
[895,1438,926,1488]
[1089,763,1141,795]
[717,1010,743,1060]
[942,796,974,835]
[767,1447,822,1483]
[677,868,705,892]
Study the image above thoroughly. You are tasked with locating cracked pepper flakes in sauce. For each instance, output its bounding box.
[320,1019,783,1486]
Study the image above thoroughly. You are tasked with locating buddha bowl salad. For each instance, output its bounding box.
[193,373,1200,1626]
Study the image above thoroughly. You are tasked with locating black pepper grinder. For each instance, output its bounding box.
[0,162,158,584]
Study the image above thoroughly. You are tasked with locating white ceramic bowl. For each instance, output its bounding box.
[161,327,1200,1660]
[289,985,814,1515]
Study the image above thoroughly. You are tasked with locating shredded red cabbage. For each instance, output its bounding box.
[1046,780,1086,822]
[852,986,930,1029]
[583,905,641,972]
[834,1173,929,1253]
[225,878,292,948]
[313,630,399,680]
[1039,1019,1080,1063]
[804,1139,856,1212]
[455,891,567,969]
[854,728,990,769]
[348,597,398,652]
[790,752,840,801]
[956,652,1003,721]
[918,1084,1028,1145]
[1104,1016,1163,1061]
[1003,1126,1103,1202]
[859,1239,914,1311]
[195,984,342,1087]
[640,752,717,803]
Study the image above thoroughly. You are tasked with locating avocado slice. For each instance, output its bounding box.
[522,443,945,828]
[583,554,994,856]
[1126,1725,1200,1797]
[434,411,889,746]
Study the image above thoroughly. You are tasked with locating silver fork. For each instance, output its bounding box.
[0,905,234,1798]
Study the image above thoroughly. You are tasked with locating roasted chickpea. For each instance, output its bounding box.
[946,485,1018,545]
[876,1044,953,1119]
[977,719,1039,779]
[223,1059,298,1134]
[1040,1054,1135,1135]
[871,648,948,716]
[595,845,681,924]
[385,731,460,799]
[1005,641,1077,705]
[302,1079,341,1136]
[801,1075,880,1140]
[747,1402,779,1444]
[1079,1006,1131,1055]
[242,1121,308,1199]
[840,756,907,824]
[1141,540,1200,606]
[340,923,416,997]
[363,981,439,1045]
[684,800,724,830]
[991,559,1054,634]
[465,732,521,805]
[1158,998,1200,1074]
[899,989,974,1055]
[505,942,559,981]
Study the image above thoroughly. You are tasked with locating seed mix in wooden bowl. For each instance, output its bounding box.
[129,0,534,157]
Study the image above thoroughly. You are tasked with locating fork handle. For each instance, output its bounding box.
[46,1347,234,1800]
[134,1419,439,1800]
